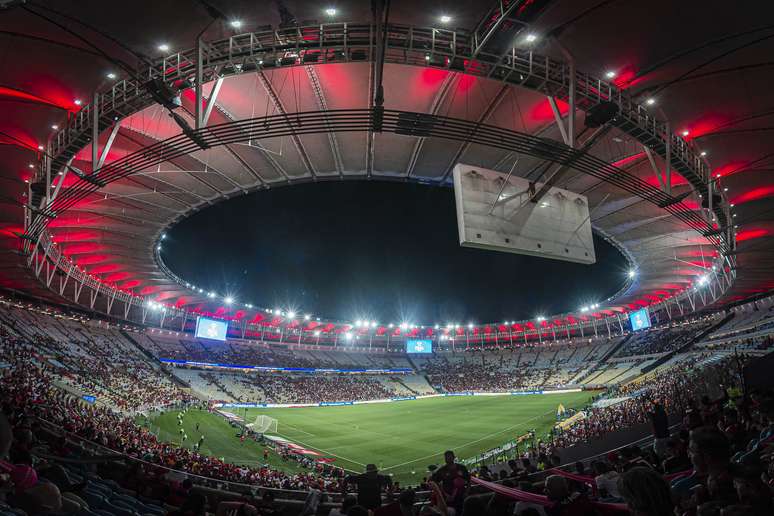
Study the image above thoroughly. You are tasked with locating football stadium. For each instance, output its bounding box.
[2,1,774,515]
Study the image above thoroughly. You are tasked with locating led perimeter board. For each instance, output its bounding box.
[195,316,228,341]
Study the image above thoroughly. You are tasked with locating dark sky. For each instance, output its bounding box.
[163,181,627,324]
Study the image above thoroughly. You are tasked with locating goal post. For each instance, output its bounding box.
[246,414,278,434]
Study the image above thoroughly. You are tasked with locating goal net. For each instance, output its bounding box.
[246,415,278,434]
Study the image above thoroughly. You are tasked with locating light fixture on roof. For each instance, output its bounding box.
[370,321,377,328]
[74,99,82,106]
[287,311,296,319]
[246,304,253,309]
[156,245,162,251]
[344,332,352,340]
[160,233,166,240]
[724,187,728,192]
[467,323,473,329]
[700,151,707,157]
[208,292,216,298]
[158,43,170,52]
[224,296,233,304]
[605,70,616,79]
[51,125,59,130]
[37,145,44,150]
[356,319,362,326]
[325,7,337,16]
[27,164,34,169]
[400,322,408,330]
[107,72,117,80]
[525,33,538,43]
[628,269,637,278]
[304,314,311,320]
[230,20,242,28]
[681,130,689,137]
[314,330,320,337]
[645,98,655,105]
[440,15,452,24]
[536,316,545,322]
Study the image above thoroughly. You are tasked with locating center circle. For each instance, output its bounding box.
[163,181,628,323]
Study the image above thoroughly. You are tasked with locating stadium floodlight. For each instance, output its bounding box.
[628,269,637,278]
[224,297,233,304]
[646,98,655,105]
[304,314,310,320]
[440,15,451,23]
[700,151,707,156]
[581,306,588,312]
[698,275,709,286]
[370,321,377,328]
[325,7,337,16]
[107,72,117,79]
[156,245,162,251]
[287,311,296,319]
[313,331,320,337]
[161,233,166,240]
[605,70,616,79]
[467,323,473,329]
[51,124,59,130]
[207,292,215,298]
[198,288,204,293]
[246,304,253,309]
[344,332,352,340]
[230,20,242,28]
[536,316,545,322]
[400,322,408,330]
[434,324,439,329]
[158,43,170,52]
[388,323,393,328]
[525,33,538,43]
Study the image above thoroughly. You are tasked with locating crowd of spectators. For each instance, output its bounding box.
[236,373,395,404]
[0,326,190,413]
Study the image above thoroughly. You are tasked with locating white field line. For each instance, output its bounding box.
[278,421,317,437]
[381,409,553,471]
[275,431,367,469]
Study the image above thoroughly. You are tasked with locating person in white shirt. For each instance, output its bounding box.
[592,461,622,500]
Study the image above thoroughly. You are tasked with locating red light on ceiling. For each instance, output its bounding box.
[736,228,770,242]
[530,98,568,122]
[731,186,774,205]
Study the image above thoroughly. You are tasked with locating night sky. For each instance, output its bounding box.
[164,181,627,324]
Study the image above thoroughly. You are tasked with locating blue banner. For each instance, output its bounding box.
[390,396,416,402]
[318,401,354,406]
[445,392,474,396]
[220,402,268,408]
[511,391,543,395]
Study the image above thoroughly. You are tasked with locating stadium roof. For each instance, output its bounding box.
[0,0,771,335]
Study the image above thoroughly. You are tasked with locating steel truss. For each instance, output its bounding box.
[41,22,727,225]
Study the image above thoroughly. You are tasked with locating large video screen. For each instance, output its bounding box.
[406,339,432,354]
[629,308,651,332]
[195,316,228,341]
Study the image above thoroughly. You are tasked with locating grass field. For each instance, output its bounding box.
[147,392,593,484]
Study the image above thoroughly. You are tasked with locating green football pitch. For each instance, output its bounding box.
[146,391,593,484]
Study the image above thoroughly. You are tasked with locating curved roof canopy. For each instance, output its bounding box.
[0,0,769,336]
